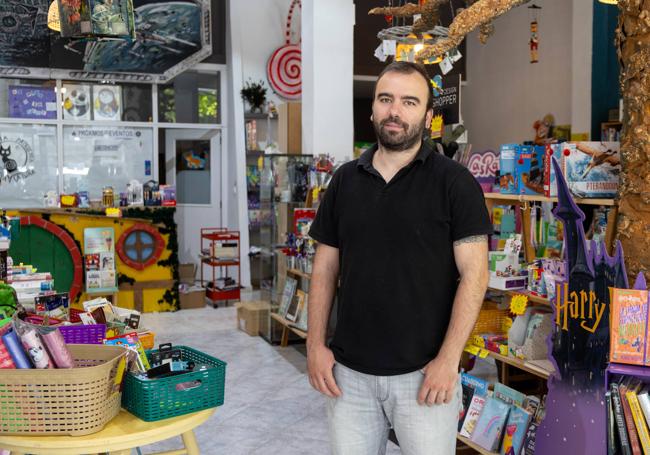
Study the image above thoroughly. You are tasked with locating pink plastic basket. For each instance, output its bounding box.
[59,324,107,344]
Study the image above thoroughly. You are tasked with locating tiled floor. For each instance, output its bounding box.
[138,303,497,454]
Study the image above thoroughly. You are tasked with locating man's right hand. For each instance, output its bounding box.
[307,344,342,398]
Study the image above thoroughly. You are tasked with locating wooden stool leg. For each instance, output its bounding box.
[181,430,200,455]
[280,326,289,347]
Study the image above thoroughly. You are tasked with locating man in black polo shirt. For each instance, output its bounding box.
[307,61,492,455]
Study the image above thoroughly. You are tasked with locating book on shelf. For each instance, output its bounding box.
[459,394,487,438]
[610,288,649,366]
[459,373,489,431]
[607,391,618,455]
[521,395,547,455]
[620,383,643,455]
[637,389,650,431]
[470,396,511,452]
[494,383,526,408]
[626,390,650,455]
[611,383,635,455]
[500,405,531,455]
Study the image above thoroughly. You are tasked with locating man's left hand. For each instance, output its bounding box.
[417,356,459,406]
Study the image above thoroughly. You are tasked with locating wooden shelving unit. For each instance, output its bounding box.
[483,192,617,207]
[457,434,499,455]
[271,312,307,346]
[487,287,550,306]
[287,268,311,280]
[485,350,553,380]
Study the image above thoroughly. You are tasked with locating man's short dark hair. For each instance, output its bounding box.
[374,61,433,112]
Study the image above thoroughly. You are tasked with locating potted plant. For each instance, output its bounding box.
[240,79,267,113]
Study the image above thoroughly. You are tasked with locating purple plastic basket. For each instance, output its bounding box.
[58,324,107,344]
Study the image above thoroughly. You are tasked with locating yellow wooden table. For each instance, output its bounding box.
[0,408,215,455]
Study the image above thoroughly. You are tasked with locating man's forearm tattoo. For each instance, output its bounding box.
[453,235,488,246]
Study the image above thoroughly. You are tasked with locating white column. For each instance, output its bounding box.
[302,0,356,163]
[571,0,593,139]
[227,0,251,288]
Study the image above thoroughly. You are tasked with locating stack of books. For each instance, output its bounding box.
[608,379,650,455]
[8,269,55,308]
[459,373,546,455]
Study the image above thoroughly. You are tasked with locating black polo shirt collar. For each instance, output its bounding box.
[357,141,434,174]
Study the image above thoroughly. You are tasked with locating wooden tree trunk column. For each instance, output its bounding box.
[616,0,650,280]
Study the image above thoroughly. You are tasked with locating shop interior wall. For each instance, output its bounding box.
[462,0,573,151]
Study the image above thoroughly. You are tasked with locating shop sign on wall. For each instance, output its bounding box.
[0,135,35,185]
[431,73,460,125]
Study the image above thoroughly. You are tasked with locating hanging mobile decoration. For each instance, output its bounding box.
[528,3,541,64]
[267,0,302,100]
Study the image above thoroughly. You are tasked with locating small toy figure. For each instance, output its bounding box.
[532,114,556,145]
[529,20,539,63]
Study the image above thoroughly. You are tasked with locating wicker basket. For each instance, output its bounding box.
[470,301,511,338]
[0,344,127,435]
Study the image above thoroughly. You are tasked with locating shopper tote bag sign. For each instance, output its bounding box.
[267,0,301,100]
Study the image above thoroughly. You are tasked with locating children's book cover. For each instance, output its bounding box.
[610,287,649,366]
[494,382,526,407]
[499,144,518,194]
[470,396,511,451]
[460,394,487,438]
[461,372,489,397]
[500,406,531,455]
[459,373,488,431]
[459,383,474,431]
[104,331,150,371]
[564,141,620,198]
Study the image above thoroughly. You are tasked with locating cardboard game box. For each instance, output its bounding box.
[516,145,545,196]
[564,141,620,198]
[499,144,518,194]
[543,143,568,198]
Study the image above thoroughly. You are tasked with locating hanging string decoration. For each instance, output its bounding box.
[267,0,302,100]
[528,4,542,63]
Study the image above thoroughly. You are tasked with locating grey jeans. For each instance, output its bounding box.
[327,363,462,455]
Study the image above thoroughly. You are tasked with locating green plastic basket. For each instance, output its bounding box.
[122,346,227,421]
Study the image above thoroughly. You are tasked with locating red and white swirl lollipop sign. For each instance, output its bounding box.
[267,0,302,100]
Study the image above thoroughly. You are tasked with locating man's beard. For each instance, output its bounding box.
[373,115,426,152]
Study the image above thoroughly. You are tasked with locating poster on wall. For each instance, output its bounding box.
[93,85,122,121]
[8,86,57,120]
[176,140,209,171]
[84,227,118,293]
[63,84,92,120]
[431,74,460,125]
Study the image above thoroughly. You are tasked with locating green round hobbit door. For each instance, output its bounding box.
[8,223,78,298]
